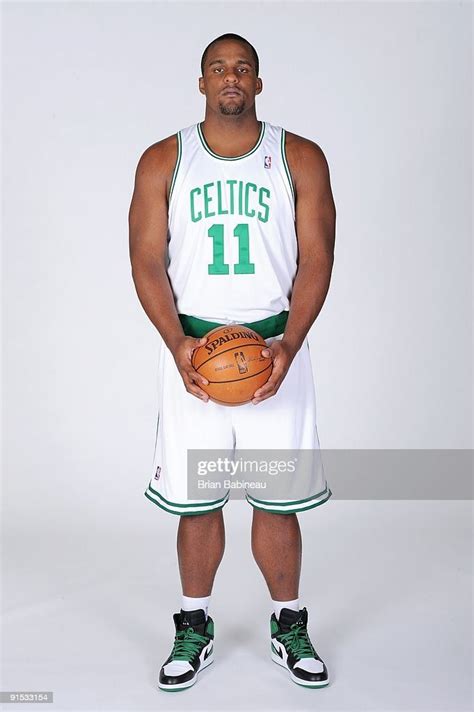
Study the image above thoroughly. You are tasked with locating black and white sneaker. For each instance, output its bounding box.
[270,607,329,688]
[158,608,214,691]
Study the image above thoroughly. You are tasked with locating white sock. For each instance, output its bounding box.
[181,594,211,619]
[272,598,300,619]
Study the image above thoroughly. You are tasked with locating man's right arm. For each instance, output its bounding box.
[128,136,185,353]
[128,137,210,400]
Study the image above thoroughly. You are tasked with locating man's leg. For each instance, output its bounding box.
[177,509,226,596]
[158,509,225,691]
[250,509,301,599]
[250,507,329,687]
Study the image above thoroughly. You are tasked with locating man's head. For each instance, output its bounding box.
[201,33,259,77]
[199,33,263,116]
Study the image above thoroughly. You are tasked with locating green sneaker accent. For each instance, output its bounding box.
[169,627,209,661]
[276,624,316,660]
[270,619,279,635]
[206,620,214,636]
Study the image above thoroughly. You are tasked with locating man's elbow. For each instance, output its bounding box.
[130,251,167,282]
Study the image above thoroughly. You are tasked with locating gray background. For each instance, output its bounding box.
[2,1,472,711]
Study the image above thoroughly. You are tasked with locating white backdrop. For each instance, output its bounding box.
[2,2,472,711]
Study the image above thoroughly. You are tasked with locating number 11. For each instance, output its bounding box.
[208,223,255,275]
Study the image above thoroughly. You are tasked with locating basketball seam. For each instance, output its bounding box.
[194,343,268,371]
[204,362,273,385]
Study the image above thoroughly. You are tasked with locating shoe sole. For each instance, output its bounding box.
[158,652,214,691]
[271,651,329,688]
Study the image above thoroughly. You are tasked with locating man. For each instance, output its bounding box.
[129,33,336,691]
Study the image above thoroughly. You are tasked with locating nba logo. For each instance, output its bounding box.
[154,465,161,481]
[234,351,249,374]
[264,156,272,169]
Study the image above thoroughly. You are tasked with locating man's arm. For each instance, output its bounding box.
[282,133,336,355]
[128,138,210,400]
[252,133,336,404]
[128,137,184,352]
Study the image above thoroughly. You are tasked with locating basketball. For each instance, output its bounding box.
[192,324,273,406]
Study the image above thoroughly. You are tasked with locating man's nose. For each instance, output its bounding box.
[224,70,239,82]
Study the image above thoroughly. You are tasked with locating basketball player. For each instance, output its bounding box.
[129,33,336,690]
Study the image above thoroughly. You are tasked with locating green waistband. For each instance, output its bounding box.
[178,310,289,339]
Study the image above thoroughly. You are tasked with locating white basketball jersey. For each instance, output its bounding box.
[167,120,297,323]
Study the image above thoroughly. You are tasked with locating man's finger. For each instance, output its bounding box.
[184,372,209,400]
[189,370,209,387]
[193,336,207,350]
[253,376,281,400]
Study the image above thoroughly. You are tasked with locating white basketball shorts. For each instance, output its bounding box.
[144,334,332,515]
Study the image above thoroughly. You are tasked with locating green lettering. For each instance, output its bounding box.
[203,182,215,218]
[238,181,244,215]
[190,187,202,222]
[227,180,237,214]
[244,183,257,218]
[216,181,228,216]
[258,187,270,223]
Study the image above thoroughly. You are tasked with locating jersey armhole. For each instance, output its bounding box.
[281,128,296,202]
[167,131,182,203]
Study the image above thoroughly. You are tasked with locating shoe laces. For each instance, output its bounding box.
[278,623,315,659]
[170,627,209,661]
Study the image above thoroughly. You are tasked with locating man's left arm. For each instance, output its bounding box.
[252,135,336,404]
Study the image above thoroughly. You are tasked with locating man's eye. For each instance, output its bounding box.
[212,67,249,73]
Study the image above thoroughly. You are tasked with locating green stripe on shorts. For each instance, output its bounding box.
[178,310,289,339]
[246,486,332,513]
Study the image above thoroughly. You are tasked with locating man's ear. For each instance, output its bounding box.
[255,77,263,95]
[198,77,205,95]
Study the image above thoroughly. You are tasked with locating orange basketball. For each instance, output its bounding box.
[192,324,273,406]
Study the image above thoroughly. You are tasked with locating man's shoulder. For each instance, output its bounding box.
[284,129,328,168]
[134,131,183,185]
[138,132,179,169]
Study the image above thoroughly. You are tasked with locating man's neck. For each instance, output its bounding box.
[200,112,261,157]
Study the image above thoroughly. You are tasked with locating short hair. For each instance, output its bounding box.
[200,33,259,76]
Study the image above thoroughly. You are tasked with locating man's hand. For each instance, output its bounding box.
[251,340,297,405]
[171,336,210,401]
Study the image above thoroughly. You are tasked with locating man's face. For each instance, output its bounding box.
[199,40,263,116]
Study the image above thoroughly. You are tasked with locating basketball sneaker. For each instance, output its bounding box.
[270,607,329,687]
[158,608,214,691]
